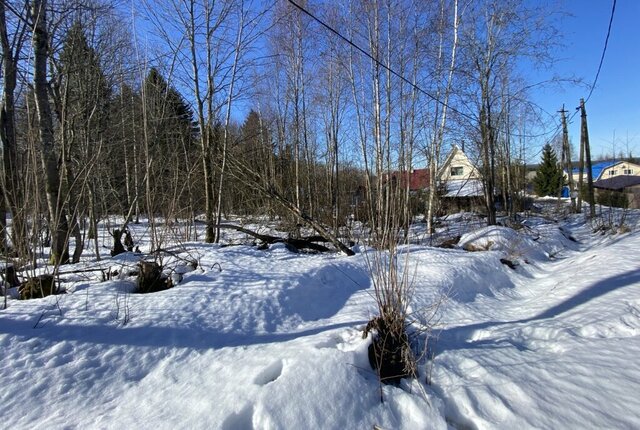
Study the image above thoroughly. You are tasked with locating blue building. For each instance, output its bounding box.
[562,161,618,197]
[568,161,617,182]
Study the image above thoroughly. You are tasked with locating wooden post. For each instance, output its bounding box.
[556,110,566,208]
[577,109,585,213]
[560,106,576,211]
[580,99,596,217]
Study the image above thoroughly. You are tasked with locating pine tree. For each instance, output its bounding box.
[533,144,564,197]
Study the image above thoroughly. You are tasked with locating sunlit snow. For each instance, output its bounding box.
[1,205,639,429]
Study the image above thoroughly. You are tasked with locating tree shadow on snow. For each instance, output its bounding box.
[437,268,640,353]
[277,262,371,322]
[0,317,366,351]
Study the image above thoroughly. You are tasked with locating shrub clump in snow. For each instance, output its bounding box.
[363,250,419,386]
[364,314,416,385]
[19,274,58,300]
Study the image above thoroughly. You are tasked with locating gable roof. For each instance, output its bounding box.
[593,175,640,191]
[568,160,617,180]
[599,160,640,172]
[438,145,480,180]
[438,145,462,177]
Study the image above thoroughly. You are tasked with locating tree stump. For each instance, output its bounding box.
[1,264,20,288]
[137,261,171,294]
[110,229,126,257]
[124,230,134,252]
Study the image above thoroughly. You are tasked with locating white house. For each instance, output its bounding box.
[598,160,640,180]
[437,145,482,182]
[567,160,640,184]
[390,145,483,199]
[437,145,484,198]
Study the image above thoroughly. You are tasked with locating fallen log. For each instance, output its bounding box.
[216,224,331,253]
[220,156,355,256]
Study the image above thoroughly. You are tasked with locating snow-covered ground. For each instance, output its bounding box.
[1,206,639,429]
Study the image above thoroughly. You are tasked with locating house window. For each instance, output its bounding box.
[624,169,633,175]
[609,170,617,176]
[451,166,464,176]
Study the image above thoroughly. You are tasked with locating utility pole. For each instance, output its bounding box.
[580,98,596,218]
[577,117,584,213]
[560,106,575,212]
[556,111,566,208]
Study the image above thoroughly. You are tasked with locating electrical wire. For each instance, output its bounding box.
[285,0,573,143]
[285,0,476,125]
[585,0,617,104]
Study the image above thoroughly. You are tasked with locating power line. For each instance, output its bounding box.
[287,0,584,146]
[287,0,574,143]
[285,0,476,125]
[585,0,617,104]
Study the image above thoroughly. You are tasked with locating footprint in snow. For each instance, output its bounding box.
[253,360,283,386]
[221,403,254,430]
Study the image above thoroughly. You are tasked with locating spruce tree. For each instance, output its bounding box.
[533,144,564,196]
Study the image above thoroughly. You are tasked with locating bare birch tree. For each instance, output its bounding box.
[458,0,560,225]
[426,0,458,234]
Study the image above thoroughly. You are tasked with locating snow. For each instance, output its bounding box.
[1,209,640,429]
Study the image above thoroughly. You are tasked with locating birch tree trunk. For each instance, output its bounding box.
[214,1,246,242]
[427,0,458,234]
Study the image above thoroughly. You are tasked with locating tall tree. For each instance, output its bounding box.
[0,1,29,256]
[426,0,459,234]
[141,67,195,248]
[458,0,560,225]
[57,22,111,262]
[31,0,70,264]
[316,9,347,235]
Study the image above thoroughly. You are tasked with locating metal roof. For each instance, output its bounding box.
[569,160,617,180]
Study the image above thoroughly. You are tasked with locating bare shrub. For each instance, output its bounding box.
[19,274,58,300]
[363,247,417,385]
[113,292,131,325]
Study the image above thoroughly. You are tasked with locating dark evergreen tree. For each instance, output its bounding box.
[110,83,143,214]
[59,22,111,134]
[533,144,564,197]
[143,68,196,150]
[142,68,198,218]
[58,22,113,262]
[232,110,273,214]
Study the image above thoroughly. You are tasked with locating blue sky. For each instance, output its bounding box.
[131,0,636,162]
[534,0,639,160]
